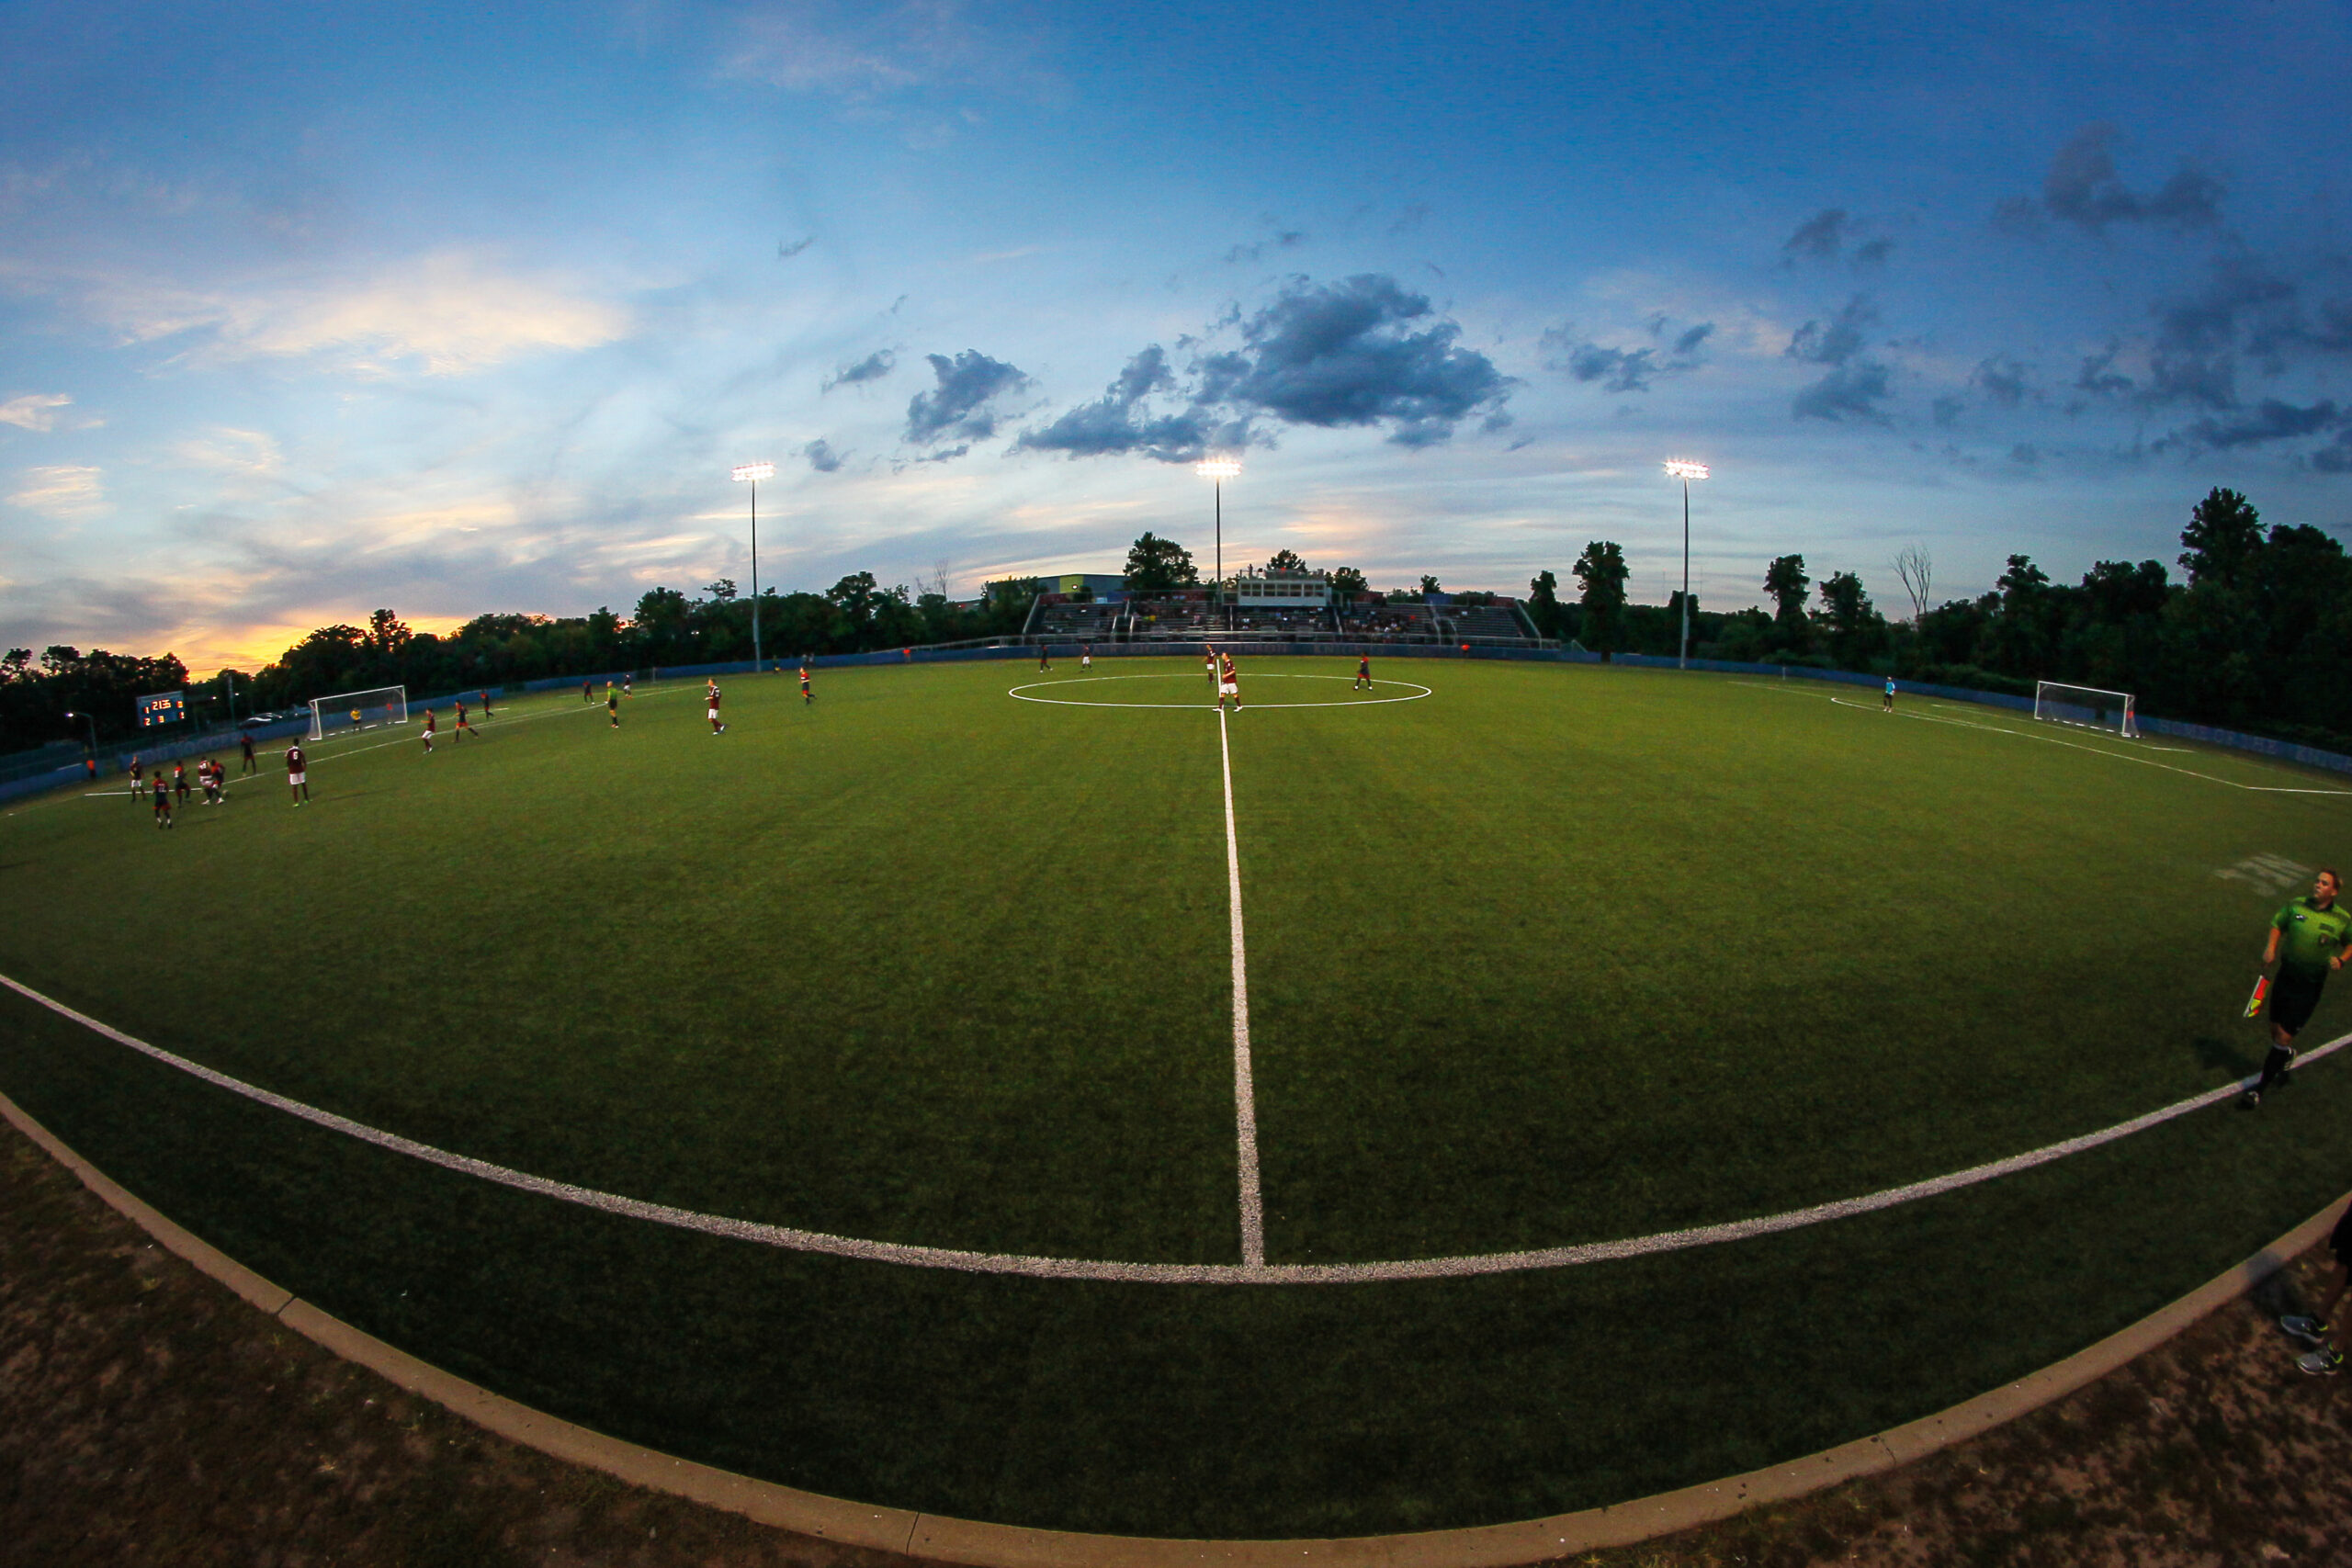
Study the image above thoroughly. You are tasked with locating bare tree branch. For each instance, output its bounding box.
[1893,543,1932,623]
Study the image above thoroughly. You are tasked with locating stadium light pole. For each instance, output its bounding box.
[1664,459,1711,669]
[1196,457,1241,631]
[731,462,775,669]
[63,709,97,758]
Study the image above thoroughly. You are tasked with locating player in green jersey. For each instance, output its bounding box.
[2246,869,2352,1107]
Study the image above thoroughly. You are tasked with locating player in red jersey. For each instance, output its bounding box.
[799,663,813,705]
[454,698,476,739]
[1354,653,1372,690]
[129,754,143,801]
[707,681,726,734]
[240,730,257,773]
[1038,643,1052,672]
[1217,653,1241,711]
[480,687,494,717]
[152,772,173,828]
[172,760,189,806]
[286,742,310,805]
[421,708,436,752]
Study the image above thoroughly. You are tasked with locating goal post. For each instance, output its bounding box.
[2034,681,2137,739]
[309,686,409,740]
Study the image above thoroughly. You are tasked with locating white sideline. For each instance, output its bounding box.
[2,965,2335,1285]
[1218,706,1268,1268]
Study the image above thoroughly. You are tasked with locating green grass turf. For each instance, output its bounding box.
[1,657,2347,1535]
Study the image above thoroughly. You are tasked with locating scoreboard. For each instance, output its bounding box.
[137,690,186,728]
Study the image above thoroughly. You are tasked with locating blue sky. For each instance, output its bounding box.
[3,0,2347,672]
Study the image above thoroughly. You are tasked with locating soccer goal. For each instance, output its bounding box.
[309,685,409,740]
[2034,681,2138,739]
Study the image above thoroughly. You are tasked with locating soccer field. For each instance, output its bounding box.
[1,655,2346,1536]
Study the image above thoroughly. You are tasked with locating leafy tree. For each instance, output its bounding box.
[365,609,412,658]
[1419,574,1443,597]
[705,579,739,603]
[1525,570,1565,638]
[1122,532,1198,592]
[1265,548,1306,573]
[2178,487,2264,590]
[1763,555,1810,626]
[1572,541,1629,654]
[1814,571,1885,666]
[1329,565,1368,599]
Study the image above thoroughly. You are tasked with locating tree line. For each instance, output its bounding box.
[6,485,2346,756]
[1523,488,2352,750]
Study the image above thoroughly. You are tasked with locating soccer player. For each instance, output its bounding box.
[152,771,173,829]
[1354,653,1372,691]
[240,730,257,774]
[1081,644,1092,671]
[201,758,221,805]
[799,662,813,705]
[2245,869,2352,1107]
[349,707,362,731]
[707,681,726,735]
[1204,645,1217,682]
[2281,1200,2352,1376]
[1883,676,1896,713]
[173,760,189,807]
[582,677,594,704]
[421,708,436,752]
[481,687,494,717]
[287,741,310,804]
[454,698,475,739]
[1217,652,1241,711]
[623,675,633,699]
[128,754,142,801]
[607,682,622,729]
[1038,644,1052,672]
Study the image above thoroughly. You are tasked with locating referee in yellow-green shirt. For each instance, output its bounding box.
[2247,868,2352,1107]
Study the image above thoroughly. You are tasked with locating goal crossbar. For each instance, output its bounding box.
[309,686,409,740]
[2034,681,2137,739]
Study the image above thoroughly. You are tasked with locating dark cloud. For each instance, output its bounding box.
[2075,342,2133,398]
[1542,318,1711,395]
[1012,346,1217,462]
[2009,443,2041,466]
[822,348,895,392]
[1217,275,1510,444]
[1224,229,1307,265]
[1792,361,1894,424]
[777,235,815,260]
[904,350,1030,445]
[1973,355,2030,408]
[1783,209,1849,262]
[1017,274,1510,459]
[2176,399,2342,449]
[1786,296,1878,366]
[802,438,842,472]
[2312,431,2352,473]
[2020,123,2224,232]
[1851,237,1894,270]
[1932,395,1965,428]
[1389,203,1429,234]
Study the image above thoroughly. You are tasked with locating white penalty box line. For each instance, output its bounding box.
[3,973,2334,1285]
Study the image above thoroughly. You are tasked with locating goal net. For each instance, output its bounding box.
[309,686,409,740]
[2034,681,2137,739]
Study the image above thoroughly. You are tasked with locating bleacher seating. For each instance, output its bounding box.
[1340,603,1438,637]
[1437,604,1532,641]
[1036,601,1123,637]
[1128,599,1211,637]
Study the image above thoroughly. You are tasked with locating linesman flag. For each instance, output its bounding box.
[2244,975,2270,1020]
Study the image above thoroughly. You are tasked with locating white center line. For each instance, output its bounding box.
[1218,705,1268,1269]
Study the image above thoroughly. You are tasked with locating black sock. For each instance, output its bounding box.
[2257,1043,2296,1091]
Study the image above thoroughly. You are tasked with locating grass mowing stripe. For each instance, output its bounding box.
[1219,705,1267,1269]
[4,962,2333,1283]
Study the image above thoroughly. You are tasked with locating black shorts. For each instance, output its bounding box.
[2271,971,2326,1037]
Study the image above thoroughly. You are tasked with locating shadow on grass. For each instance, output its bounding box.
[2192,1034,2258,1078]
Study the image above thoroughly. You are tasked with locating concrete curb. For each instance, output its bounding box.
[3,1085,2342,1566]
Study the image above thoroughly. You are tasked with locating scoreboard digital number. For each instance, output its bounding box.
[137,690,186,728]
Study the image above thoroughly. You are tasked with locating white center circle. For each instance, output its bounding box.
[1007,672,1433,710]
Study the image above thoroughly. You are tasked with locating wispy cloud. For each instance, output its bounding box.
[6,464,105,518]
[0,392,82,433]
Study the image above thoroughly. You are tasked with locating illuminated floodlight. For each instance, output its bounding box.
[1195,457,1242,479]
[1663,459,1710,480]
[731,462,776,482]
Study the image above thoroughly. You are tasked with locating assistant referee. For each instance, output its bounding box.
[2247,868,2352,1107]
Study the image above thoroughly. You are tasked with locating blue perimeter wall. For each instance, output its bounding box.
[9,643,2348,807]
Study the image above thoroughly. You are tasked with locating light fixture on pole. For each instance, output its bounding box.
[731,462,775,669]
[1195,457,1241,630]
[1663,459,1711,669]
[63,709,97,757]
